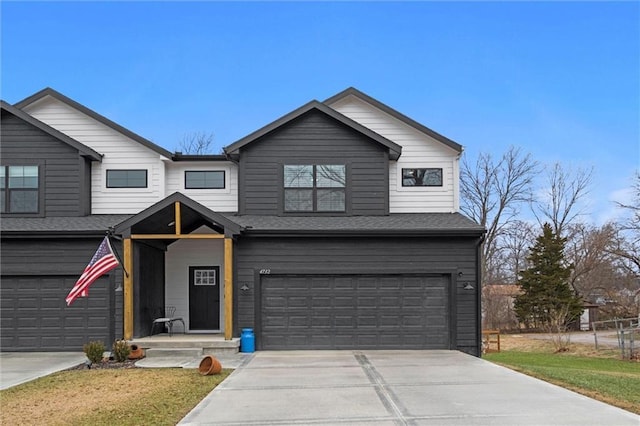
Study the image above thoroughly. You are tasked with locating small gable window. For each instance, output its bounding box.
[402,168,443,187]
[185,170,225,189]
[106,170,147,188]
[284,164,345,212]
[0,165,39,213]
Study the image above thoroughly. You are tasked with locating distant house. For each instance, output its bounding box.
[483,282,600,331]
[482,284,522,330]
[1,88,485,355]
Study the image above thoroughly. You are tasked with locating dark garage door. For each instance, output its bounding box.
[261,274,450,350]
[0,275,112,351]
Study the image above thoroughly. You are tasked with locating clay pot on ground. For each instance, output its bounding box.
[199,355,222,375]
[128,344,144,360]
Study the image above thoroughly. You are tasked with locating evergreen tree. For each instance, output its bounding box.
[514,223,583,328]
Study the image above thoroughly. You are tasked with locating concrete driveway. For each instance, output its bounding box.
[179,350,639,426]
[0,352,87,390]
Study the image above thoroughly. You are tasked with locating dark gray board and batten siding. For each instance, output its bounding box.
[238,110,389,215]
[0,111,93,217]
[234,236,480,356]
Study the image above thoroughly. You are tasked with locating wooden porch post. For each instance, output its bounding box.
[224,237,233,340]
[123,238,134,340]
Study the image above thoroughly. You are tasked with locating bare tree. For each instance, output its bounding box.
[565,223,619,299]
[498,220,537,282]
[533,163,593,237]
[460,146,540,285]
[609,171,640,277]
[176,132,216,155]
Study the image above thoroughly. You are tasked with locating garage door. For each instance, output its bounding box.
[261,274,450,350]
[0,275,112,351]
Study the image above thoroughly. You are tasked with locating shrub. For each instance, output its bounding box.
[83,340,106,363]
[112,339,131,362]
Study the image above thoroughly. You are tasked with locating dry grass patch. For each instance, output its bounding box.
[1,367,230,426]
[499,334,620,358]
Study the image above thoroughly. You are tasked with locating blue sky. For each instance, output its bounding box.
[1,1,638,224]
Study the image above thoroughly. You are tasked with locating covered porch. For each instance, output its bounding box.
[114,192,242,341]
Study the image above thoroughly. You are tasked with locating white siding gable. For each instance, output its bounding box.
[328,96,460,213]
[21,97,168,214]
[166,162,238,212]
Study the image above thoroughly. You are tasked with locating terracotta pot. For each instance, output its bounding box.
[128,344,144,360]
[199,355,222,375]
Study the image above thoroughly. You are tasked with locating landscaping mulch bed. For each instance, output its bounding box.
[67,358,140,370]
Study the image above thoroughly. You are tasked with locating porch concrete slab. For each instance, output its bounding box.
[0,352,87,390]
[179,350,640,426]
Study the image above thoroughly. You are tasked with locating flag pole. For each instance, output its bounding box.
[107,228,129,278]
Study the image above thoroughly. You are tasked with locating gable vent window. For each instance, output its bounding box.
[284,164,345,212]
[185,170,225,189]
[0,165,39,213]
[106,169,147,188]
[402,168,443,187]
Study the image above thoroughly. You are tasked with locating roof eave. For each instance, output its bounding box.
[172,154,228,161]
[241,228,486,237]
[0,230,110,238]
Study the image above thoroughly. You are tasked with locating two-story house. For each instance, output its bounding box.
[0,88,485,355]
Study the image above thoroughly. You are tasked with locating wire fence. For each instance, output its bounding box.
[591,316,640,359]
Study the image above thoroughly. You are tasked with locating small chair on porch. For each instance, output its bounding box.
[151,306,185,337]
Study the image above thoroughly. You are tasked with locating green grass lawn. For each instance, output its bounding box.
[484,351,640,414]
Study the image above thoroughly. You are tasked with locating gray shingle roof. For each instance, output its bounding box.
[1,215,133,234]
[222,213,484,236]
[2,213,484,237]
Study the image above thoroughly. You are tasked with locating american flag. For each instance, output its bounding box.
[66,236,120,306]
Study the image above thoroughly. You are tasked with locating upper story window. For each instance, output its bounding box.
[0,165,39,213]
[106,169,147,188]
[185,170,225,189]
[284,164,345,212]
[402,168,443,187]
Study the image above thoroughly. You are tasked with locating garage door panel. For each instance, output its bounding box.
[311,297,331,308]
[18,298,39,309]
[261,274,450,350]
[1,275,111,351]
[334,296,355,308]
[41,297,64,309]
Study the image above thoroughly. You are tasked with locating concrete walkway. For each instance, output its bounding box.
[0,352,88,390]
[179,350,639,426]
